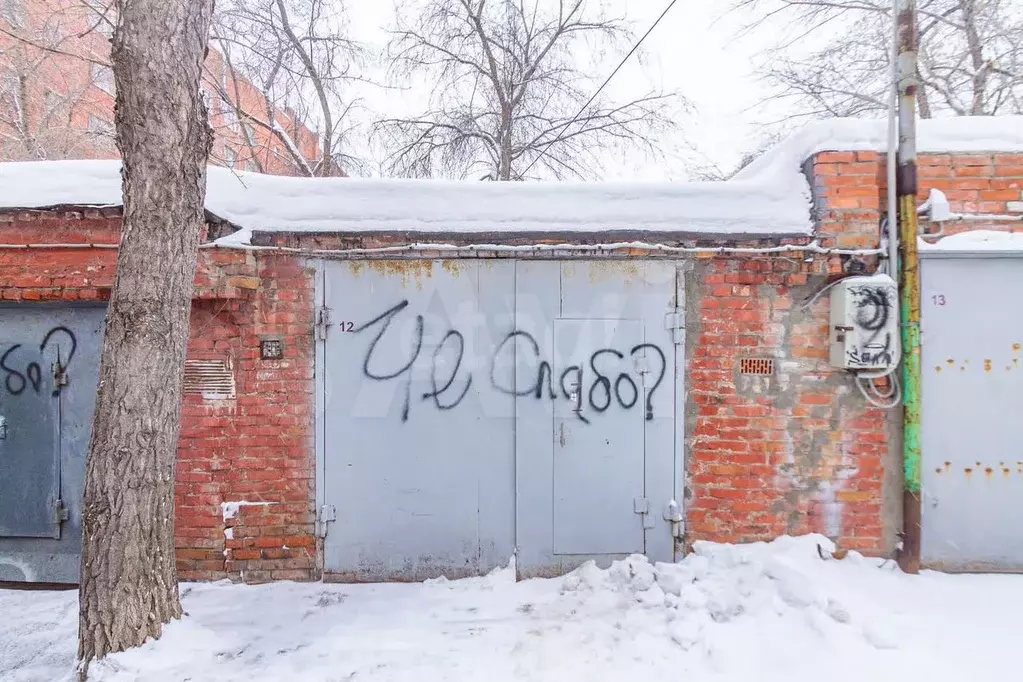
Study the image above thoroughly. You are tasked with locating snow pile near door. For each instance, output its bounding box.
[3,533,1023,682]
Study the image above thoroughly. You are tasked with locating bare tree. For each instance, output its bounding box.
[0,1,117,160]
[377,0,682,181]
[737,0,1023,120]
[1,1,329,175]
[210,0,364,176]
[76,0,214,677]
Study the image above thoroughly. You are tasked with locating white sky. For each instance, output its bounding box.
[345,1,783,180]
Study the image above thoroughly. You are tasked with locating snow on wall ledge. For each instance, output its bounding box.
[1,116,1021,240]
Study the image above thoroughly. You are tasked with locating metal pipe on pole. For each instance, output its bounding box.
[886,0,900,275]
[895,0,922,574]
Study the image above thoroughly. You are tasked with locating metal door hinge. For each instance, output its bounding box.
[52,500,69,524]
[0,415,6,440]
[664,500,684,539]
[317,504,336,538]
[315,306,332,341]
[664,309,684,345]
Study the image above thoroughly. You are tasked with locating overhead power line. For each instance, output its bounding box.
[521,0,682,178]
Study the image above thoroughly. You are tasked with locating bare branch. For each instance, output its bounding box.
[735,0,1023,124]
[379,0,683,180]
[0,24,111,67]
[213,0,364,176]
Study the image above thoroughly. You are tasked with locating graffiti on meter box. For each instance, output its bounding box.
[845,284,896,368]
[344,300,666,424]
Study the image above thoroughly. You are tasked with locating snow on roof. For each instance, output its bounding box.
[2,116,1021,241]
[734,115,1023,181]
[0,160,813,239]
[919,230,1023,253]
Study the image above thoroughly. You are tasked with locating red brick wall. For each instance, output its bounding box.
[913,152,1023,232]
[685,258,889,553]
[0,208,318,582]
[176,254,317,582]
[683,149,1023,556]
[3,147,1019,579]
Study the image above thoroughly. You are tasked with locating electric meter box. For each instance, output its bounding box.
[829,274,900,371]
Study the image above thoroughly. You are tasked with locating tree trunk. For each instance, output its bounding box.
[77,0,214,678]
[499,106,512,180]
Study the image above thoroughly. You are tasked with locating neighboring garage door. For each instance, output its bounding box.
[0,305,105,582]
[320,260,682,581]
[921,252,1023,571]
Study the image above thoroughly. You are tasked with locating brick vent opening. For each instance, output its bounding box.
[183,359,236,399]
[739,357,775,376]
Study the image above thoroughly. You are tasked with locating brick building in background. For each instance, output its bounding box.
[0,117,1021,584]
[0,0,322,174]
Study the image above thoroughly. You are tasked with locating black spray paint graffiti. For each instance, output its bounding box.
[488,331,665,424]
[352,301,666,424]
[846,285,894,367]
[1,327,77,396]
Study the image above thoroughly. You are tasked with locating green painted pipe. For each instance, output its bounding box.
[899,194,921,496]
[896,0,922,571]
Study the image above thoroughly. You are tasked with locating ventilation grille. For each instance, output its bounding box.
[183,359,236,399]
[739,357,775,376]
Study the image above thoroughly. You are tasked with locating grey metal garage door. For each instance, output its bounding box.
[0,305,105,582]
[921,252,1023,571]
[319,260,682,581]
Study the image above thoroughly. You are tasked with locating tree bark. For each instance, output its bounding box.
[77,0,214,678]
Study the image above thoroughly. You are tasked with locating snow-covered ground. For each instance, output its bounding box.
[2,534,1020,682]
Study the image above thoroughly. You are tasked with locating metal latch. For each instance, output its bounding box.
[317,504,336,538]
[315,306,332,341]
[52,361,68,389]
[633,497,655,529]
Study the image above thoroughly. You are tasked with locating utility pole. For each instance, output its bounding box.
[896,0,921,574]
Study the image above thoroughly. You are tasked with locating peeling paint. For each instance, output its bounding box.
[348,260,440,290]
[440,260,463,278]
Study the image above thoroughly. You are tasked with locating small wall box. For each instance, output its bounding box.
[829,274,900,371]
[260,337,285,360]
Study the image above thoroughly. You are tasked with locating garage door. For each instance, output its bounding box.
[921,253,1023,571]
[319,260,681,581]
[0,305,105,582]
